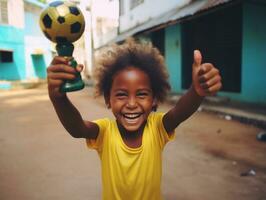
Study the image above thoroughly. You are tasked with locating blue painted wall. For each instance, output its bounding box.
[165,24,182,93]
[219,2,266,104]
[0,26,25,80]
[164,3,266,105]
[241,2,266,103]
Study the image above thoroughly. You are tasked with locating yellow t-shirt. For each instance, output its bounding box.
[86,112,175,200]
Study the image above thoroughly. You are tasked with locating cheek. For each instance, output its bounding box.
[140,98,154,110]
[110,99,125,111]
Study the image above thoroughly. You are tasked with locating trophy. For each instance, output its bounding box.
[39,0,85,92]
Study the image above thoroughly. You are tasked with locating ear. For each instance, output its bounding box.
[104,94,111,109]
[152,98,158,111]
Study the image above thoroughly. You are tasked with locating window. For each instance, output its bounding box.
[0,50,13,63]
[130,0,144,10]
[120,0,124,16]
[0,0,8,24]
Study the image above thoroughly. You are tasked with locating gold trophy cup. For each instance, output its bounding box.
[39,0,85,92]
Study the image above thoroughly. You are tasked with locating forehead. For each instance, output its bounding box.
[112,66,151,89]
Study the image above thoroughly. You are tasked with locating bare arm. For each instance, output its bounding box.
[48,56,99,139]
[163,50,222,133]
[50,95,99,139]
[163,86,203,133]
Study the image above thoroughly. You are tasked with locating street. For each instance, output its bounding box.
[0,86,265,200]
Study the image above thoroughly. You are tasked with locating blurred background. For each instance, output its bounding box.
[0,0,266,200]
[1,0,266,105]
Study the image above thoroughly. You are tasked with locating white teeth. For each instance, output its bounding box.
[123,113,141,119]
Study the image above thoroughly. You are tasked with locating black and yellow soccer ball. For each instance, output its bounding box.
[39,1,85,44]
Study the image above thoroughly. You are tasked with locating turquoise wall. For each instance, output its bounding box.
[241,2,266,103]
[219,2,266,104]
[165,24,182,93]
[165,3,266,104]
[0,26,25,80]
[31,54,46,78]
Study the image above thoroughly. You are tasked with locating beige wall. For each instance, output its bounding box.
[119,0,190,33]
[8,0,24,28]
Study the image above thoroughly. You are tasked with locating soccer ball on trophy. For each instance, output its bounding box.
[39,0,85,92]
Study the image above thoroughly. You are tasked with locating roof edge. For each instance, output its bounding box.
[24,0,46,8]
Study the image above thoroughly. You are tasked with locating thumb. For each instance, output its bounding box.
[193,50,202,68]
[76,64,84,72]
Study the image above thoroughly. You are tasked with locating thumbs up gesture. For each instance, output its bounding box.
[192,50,222,97]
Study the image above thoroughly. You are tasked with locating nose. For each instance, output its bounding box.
[126,96,137,109]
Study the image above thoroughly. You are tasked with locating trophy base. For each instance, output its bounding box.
[60,77,85,93]
[56,43,85,93]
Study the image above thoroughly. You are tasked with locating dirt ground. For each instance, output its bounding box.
[0,86,265,200]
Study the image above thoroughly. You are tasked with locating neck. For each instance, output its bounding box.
[117,121,146,139]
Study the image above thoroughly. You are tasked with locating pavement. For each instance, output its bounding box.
[168,94,266,130]
[1,83,266,200]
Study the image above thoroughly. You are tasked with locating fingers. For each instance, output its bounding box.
[47,57,84,90]
[193,50,202,68]
[50,56,69,65]
[192,50,222,96]
[200,74,222,90]
[206,82,222,94]
[198,63,219,83]
[47,64,77,90]
[48,63,76,74]
[198,64,222,94]
[49,72,76,80]
[76,64,84,72]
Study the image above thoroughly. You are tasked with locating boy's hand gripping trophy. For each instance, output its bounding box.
[39,1,85,92]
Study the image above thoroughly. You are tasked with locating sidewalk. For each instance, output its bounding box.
[168,95,266,130]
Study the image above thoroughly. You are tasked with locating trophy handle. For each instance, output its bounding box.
[56,43,85,93]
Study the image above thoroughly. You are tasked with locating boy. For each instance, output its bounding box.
[47,40,222,200]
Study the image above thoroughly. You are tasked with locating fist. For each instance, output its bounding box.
[192,50,222,97]
[47,56,84,99]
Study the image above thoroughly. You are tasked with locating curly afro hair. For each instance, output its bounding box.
[93,38,171,104]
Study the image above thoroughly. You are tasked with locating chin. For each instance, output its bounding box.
[123,125,141,132]
[118,118,146,133]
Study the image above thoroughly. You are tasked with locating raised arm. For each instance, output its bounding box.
[47,56,99,139]
[163,50,222,133]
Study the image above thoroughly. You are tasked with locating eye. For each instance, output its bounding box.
[115,92,127,99]
[137,92,149,99]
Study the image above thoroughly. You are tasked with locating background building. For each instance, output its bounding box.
[0,0,52,86]
[1,0,265,106]
[96,0,266,105]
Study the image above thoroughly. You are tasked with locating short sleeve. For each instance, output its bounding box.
[152,112,176,149]
[86,118,109,151]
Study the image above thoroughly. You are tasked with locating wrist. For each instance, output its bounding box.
[190,85,205,99]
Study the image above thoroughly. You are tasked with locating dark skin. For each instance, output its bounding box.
[47,50,222,148]
[117,122,146,148]
[107,66,156,148]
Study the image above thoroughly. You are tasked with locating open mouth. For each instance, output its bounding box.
[123,113,142,119]
[122,113,142,124]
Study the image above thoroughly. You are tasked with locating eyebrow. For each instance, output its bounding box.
[137,88,152,92]
[113,88,152,92]
[113,89,127,92]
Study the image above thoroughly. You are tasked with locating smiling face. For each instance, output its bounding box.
[107,66,156,133]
